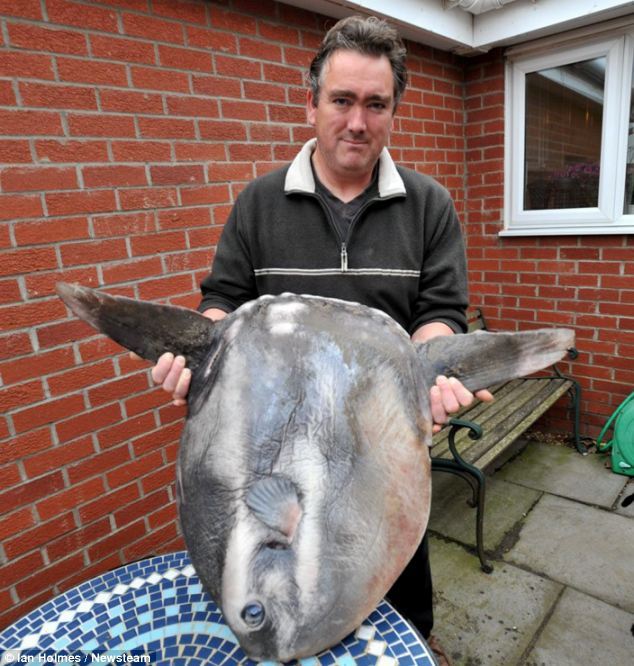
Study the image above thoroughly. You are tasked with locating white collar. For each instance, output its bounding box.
[284,138,406,198]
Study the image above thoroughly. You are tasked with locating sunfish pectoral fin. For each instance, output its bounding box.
[56,282,217,373]
[415,328,575,393]
[246,475,303,542]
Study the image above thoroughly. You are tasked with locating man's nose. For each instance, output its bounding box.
[347,104,367,133]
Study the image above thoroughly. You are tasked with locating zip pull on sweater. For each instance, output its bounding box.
[340,243,348,272]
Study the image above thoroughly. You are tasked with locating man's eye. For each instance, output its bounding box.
[369,102,387,111]
[333,98,350,106]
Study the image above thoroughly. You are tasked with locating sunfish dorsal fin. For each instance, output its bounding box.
[246,476,302,542]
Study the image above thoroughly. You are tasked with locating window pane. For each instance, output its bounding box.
[625,58,634,215]
[524,58,605,210]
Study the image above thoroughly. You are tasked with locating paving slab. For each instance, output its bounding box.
[495,442,628,508]
[429,473,541,552]
[429,536,562,666]
[524,587,634,666]
[506,493,634,612]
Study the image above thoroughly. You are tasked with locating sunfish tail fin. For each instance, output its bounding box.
[415,328,575,393]
[56,282,217,373]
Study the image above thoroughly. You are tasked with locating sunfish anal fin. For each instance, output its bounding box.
[246,475,302,542]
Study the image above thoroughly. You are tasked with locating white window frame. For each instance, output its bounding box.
[503,22,634,236]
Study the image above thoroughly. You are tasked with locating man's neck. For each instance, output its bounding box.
[311,150,377,203]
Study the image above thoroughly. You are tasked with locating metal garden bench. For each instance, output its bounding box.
[430,308,583,573]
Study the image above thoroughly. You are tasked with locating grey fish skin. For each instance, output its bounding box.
[55,284,574,662]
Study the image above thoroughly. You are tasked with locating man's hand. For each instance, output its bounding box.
[411,321,494,433]
[130,307,227,406]
[429,376,493,433]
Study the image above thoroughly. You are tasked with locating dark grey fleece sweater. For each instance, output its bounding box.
[199,140,468,335]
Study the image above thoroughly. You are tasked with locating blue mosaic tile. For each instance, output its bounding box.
[0,551,436,665]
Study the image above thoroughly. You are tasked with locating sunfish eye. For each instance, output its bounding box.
[241,601,265,628]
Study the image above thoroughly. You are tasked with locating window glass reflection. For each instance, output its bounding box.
[524,58,605,210]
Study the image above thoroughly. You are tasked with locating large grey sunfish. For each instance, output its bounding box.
[56,283,574,662]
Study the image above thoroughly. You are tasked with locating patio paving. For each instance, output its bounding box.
[428,441,634,665]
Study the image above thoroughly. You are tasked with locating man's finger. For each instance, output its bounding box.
[151,352,174,384]
[173,367,191,403]
[429,384,448,427]
[435,375,460,414]
[448,376,474,407]
[475,389,494,402]
[162,355,187,393]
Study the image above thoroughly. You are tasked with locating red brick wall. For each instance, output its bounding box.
[464,50,634,438]
[0,0,466,628]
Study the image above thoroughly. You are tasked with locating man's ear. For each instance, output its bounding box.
[306,88,317,126]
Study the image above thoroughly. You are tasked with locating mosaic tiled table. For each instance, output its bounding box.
[0,551,436,665]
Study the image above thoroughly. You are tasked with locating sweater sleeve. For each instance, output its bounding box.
[408,197,468,335]
[198,197,258,314]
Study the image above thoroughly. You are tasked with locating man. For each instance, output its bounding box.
[151,15,491,665]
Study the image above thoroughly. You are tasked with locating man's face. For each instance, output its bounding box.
[307,50,395,183]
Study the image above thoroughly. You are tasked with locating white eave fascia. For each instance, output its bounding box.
[281,0,634,53]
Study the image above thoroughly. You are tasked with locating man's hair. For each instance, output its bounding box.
[308,15,408,110]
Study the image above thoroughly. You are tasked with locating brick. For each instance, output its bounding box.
[0,247,57,278]
[79,336,121,363]
[174,142,226,162]
[0,470,65,510]
[0,140,32,164]
[12,394,85,434]
[1,346,74,385]
[58,553,121,592]
[60,239,127,267]
[83,165,148,188]
[0,379,44,413]
[163,248,210,273]
[102,256,164,286]
[14,216,89,246]
[7,22,88,55]
[68,443,131,486]
[114,488,169,529]
[123,521,178,561]
[198,119,247,141]
[68,113,136,138]
[208,161,254,182]
[150,164,205,186]
[152,0,207,23]
[90,34,156,65]
[0,110,62,137]
[97,412,155,449]
[0,80,15,106]
[0,551,45,590]
[91,520,145,561]
[221,99,266,121]
[46,517,111,562]
[263,63,304,86]
[130,230,187,256]
[0,427,53,466]
[5,512,76,559]
[100,89,164,114]
[133,420,182,456]
[0,52,54,80]
[57,57,128,87]
[35,139,109,163]
[165,95,219,119]
[88,371,149,407]
[210,6,256,34]
[55,403,121,442]
[0,506,35,541]
[243,81,286,103]
[26,266,98,300]
[122,13,185,44]
[186,26,237,52]
[0,278,21,305]
[124,387,172,417]
[179,183,229,206]
[159,44,212,73]
[137,274,194,300]
[111,141,172,163]
[130,66,190,93]
[37,477,106,522]
[46,0,118,32]
[192,74,241,98]
[138,116,197,139]
[107,449,165,489]
[156,206,211,230]
[119,186,177,210]
[79,483,139,523]
[214,54,261,80]
[46,189,116,216]
[16,552,85,599]
[1,166,77,193]
[0,0,42,19]
[48,360,115,397]
[148,502,176,529]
